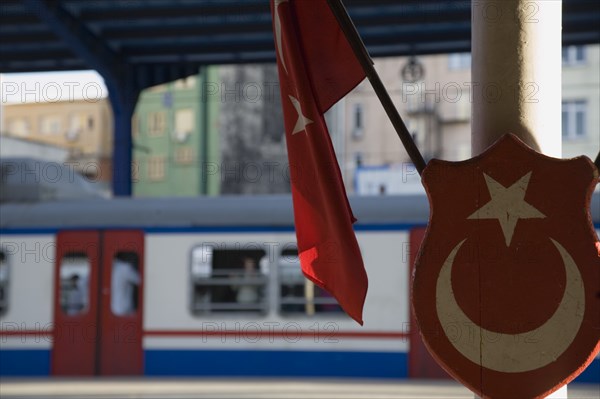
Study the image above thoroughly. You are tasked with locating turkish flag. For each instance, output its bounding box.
[271,0,368,324]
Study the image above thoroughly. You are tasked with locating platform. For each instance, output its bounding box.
[0,379,598,399]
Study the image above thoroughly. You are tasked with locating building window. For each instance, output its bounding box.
[354,152,363,168]
[131,160,140,182]
[279,248,342,316]
[562,100,587,140]
[7,118,31,137]
[40,115,63,135]
[562,46,586,65]
[448,53,471,70]
[190,245,268,314]
[59,253,90,316]
[148,111,166,137]
[352,103,364,139]
[175,146,194,165]
[66,113,85,142]
[0,250,8,317]
[173,108,194,143]
[131,114,140,138]
[147,156,166,181]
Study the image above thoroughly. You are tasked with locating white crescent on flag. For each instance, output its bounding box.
[273,0,289,74]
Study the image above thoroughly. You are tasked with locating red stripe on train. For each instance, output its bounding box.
[0,330,411,339]
[143,330,410,339]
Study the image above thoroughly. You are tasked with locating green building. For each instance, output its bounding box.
[132,67,220,197]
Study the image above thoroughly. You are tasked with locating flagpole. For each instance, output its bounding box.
[326,0,427,176]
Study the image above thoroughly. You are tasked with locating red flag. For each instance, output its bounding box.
[271,0,368,324]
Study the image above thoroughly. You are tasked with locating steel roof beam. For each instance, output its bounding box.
[111,21,470,58]
[0,59,86,72]
[22,0,125,91]
[96,15,270,39]
[90,3,470,39]
[66,0,267,14]
[0,49,75,62]
[0,33,57,44]
[127,51,276,65]
[76,1,267,22]
[0,13,39,24]
[0,23,52,34]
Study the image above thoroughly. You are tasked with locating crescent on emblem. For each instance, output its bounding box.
[436,238,585,373]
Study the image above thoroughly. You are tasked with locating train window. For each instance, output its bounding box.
[59,253,91,316]
[190,245,268,314]
[279,249,343,315]
[111,252,140,316]
[0,251,8,317]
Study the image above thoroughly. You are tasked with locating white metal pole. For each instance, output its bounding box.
[472,0,562,157]
[471,1,565,398]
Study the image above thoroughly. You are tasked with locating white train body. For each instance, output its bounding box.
[0,195,598,381]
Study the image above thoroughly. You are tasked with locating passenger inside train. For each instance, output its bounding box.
[111,253,141,316]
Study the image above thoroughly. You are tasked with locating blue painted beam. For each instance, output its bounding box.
[110,86,136,198]
[22,0,121,90]
[23,0,138,197]
[75,0,267,21]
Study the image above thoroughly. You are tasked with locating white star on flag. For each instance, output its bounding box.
[468,172,546,246]
[289,95,314,134]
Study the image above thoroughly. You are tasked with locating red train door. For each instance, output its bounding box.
[409,227,451,379]
[52,231,100,375]
[52,230,144,376]
[99,230,144,375]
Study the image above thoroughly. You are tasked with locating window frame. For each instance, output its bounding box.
[352,103,364,140]
[448,52,472,70]
[7,117,31,137]
[147,156,167,182]
[39,114,63,136]
[147,111,166,137]
[277,248,344,318]
[58,252,91,317]
[175,146,195,165]
[189,245,269,315]
[111,252,141,317]
[173,108,194,143]
[562,100,587,140]
[562,45,586,66]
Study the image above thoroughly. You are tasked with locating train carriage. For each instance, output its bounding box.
[0,194,598,382]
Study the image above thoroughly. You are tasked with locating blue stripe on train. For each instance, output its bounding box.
[0,349,598,382]
[0,350,50,376]
[144,350,409,378]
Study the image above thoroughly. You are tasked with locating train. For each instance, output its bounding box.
[0,193,598,382]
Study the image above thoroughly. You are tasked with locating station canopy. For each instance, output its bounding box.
[2,0,599,196]
[2,0,599,90]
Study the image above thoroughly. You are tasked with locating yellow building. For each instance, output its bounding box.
[2,98,113,181]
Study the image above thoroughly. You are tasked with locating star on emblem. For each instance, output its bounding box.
[288,95,314,134]
[468,172,546,246]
